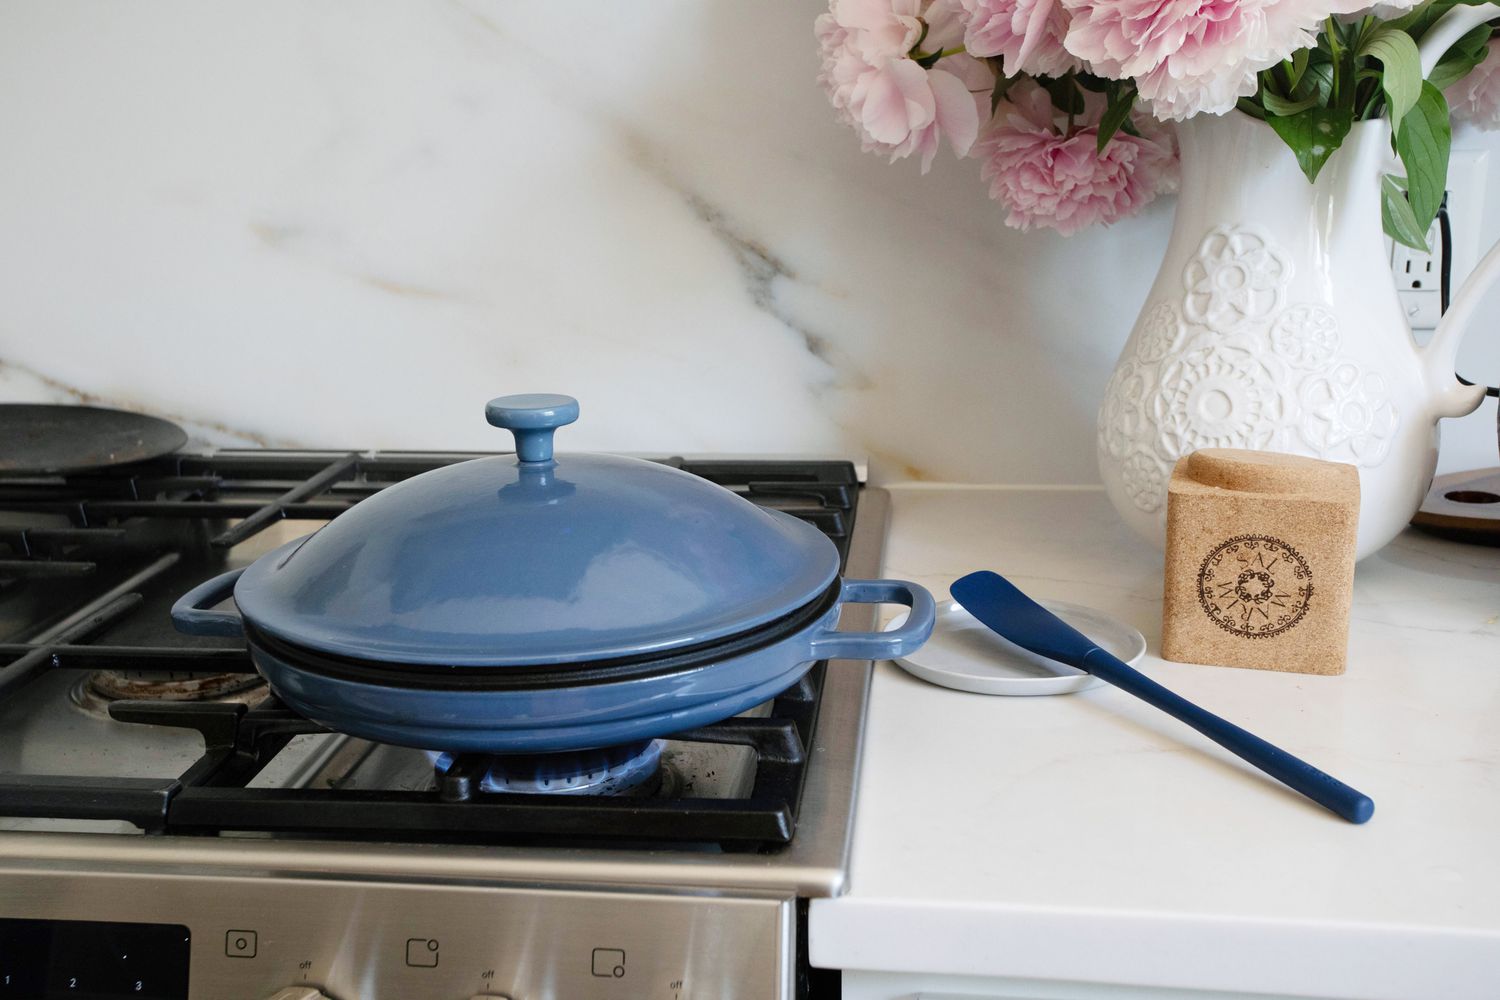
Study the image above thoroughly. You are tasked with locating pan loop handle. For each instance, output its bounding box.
[171,568,247,638]
[807,579,936,661]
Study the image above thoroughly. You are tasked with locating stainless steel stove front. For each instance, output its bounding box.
[0,866,794,999]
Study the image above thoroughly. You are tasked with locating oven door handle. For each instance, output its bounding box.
[171,568,247,638]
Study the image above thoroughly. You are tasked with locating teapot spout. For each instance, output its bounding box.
[1425,238,1495,418]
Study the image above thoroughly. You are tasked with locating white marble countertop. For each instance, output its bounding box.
[810,485,1500,999]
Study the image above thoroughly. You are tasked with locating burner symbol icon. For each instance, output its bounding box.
[405,938,439,968]
[591,947,626,978]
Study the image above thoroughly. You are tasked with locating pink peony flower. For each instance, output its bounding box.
[826,0,926,62]
[817,0,992,172]
[1448,38,1500,130]
[956,0,1082,77]
[975,80,1179,234]
[1062,0,1324,120]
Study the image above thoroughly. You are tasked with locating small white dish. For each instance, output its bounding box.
[884,598,1146,696]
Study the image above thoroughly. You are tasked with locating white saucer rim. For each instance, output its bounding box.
[884,598,1146,697]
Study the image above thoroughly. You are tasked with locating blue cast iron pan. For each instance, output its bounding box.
[168,394,935,753]
[173,565,932,752]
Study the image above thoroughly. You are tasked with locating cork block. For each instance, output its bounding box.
[1161,449,1359,675]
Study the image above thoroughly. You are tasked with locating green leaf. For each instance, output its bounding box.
[1262,91,1319,116]
[1381,174,1429,250]
[1096,83,1137,153]
[1430,50,1488,91]
[1041,74,1085,115]
[1388,0,1451,32]
[1451,21,1492,57]
[1394,0,1487,52]
[1394,81,1452,234]
[1358,27,1421,136]
[1266,106,1354,183]
[1236,96,1268,120]
[989,71,1018,115]
[1427,24,1493,91]
[1287,47,1310,92]
[1304,61,1336,105]
[1382,5,1426,34]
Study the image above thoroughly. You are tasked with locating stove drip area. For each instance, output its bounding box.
[72,669,266,716]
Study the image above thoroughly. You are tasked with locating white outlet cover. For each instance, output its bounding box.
[1387,148,1487,335]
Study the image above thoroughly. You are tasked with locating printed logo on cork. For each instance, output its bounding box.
[1196,534,1313,638]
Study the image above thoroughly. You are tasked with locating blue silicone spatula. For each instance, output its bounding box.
[949,570,1374,824]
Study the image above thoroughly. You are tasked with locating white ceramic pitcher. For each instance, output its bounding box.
[1098,8,1500,559]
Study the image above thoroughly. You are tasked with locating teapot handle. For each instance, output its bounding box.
[1415,3,1500,418]
[1424,227,1498,418]
[1419,4,1500,78]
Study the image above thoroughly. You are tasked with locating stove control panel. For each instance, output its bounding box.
[0,867,794,999]
[0,918,191,997]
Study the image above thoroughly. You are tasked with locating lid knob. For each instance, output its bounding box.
[485,394,579,464]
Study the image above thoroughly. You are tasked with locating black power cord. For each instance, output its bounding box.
[1439,192,1453,313]
[1439,193,1500,398]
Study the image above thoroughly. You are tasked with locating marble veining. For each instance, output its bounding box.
[0,357,292,448]
[0,2,1495,480]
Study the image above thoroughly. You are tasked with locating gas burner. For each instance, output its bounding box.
[432,740,669,797]
[70,670,265,717]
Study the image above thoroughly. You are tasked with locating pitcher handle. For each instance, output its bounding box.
[1419,4,1500,78]
[1424,237,1497,419]
[1413,3,1500,418]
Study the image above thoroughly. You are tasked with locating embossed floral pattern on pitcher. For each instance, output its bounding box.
[1098,114,1487,559]
[1103,223,1397,513]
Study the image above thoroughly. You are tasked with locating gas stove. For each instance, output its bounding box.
[0,448,884,999]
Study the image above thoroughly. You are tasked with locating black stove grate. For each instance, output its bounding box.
[0,451,859,850]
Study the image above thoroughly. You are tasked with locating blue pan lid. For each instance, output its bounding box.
[232,394,841,667]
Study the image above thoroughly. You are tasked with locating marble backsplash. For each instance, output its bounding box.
[1,1,1496,482]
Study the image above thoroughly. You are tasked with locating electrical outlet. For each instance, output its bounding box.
[1398,287,1443,330]
[1393,216,1443,330]
[1391,218,1442,291]
[1387,149,1488,335]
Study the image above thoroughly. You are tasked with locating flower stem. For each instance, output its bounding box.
[1325,17,1342,105]
[912,45,966,61]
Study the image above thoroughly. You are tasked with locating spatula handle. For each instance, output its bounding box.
[1081,648,1374,824]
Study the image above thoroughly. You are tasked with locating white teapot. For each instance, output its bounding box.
[1098,6,1498,559]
